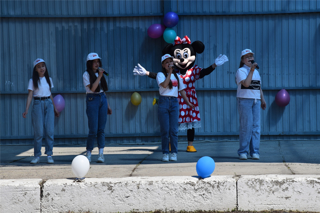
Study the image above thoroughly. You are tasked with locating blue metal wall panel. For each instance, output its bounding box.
[12,14,311,92]
[171,0,320,14]
[3,0,319,17]
[1,0,163,17]
[1,0,319,144]
[174,13,320,90]
[0,16,166,93]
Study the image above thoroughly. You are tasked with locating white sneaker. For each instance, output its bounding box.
[97,154,104,163]
[252,153,260,160]
[87,152,91,163]
[169,153,177,161]
[239,153,247,160]
[162,154,169,162]
[30,157,40,164]
[47,156,54,164]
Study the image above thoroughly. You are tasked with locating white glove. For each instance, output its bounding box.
[133,63,148,76]
[214,54,229,66]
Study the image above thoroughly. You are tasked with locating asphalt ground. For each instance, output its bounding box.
[1,140,319,180]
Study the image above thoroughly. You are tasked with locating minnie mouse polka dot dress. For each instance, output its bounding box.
[177,65,202,131]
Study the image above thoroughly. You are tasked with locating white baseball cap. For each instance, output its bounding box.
[33,58,45,67]
[87,52,101,61]
[241,49,254,58]
[161,54,173,63]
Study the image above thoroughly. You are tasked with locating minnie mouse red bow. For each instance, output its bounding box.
[174,35,191,45]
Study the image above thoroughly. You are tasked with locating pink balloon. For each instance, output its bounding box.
[53,94,65,112]
[275,89,290,107]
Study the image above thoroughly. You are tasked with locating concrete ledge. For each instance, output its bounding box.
[0,179,42,213]
[41,176,236,212]
[2,175,320,212]
[238,175,320,211]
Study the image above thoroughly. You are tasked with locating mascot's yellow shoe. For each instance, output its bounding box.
[187,146,197,152]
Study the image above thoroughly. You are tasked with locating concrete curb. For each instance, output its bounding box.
[0,179,42,213]
[238,175,320,212]
[1,175,320,212]
[42,176,236,212]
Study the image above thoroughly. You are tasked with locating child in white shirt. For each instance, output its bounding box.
[22,58,60,164]
[156,54,194,162]
[235,49,266,160]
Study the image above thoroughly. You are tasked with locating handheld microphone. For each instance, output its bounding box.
[251,60,259,69]
[98,67,109,76]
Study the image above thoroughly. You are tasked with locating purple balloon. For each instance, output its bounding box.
[53,94,65,112]
[163,12,179,28]
[147,24,166,39]
[275,89,290,107]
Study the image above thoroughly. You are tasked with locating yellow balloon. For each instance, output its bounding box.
[131,92,142,106]
[153,98,158,106]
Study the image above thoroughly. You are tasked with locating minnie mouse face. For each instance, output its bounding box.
[172,44,196,70]
[162,36,205,74]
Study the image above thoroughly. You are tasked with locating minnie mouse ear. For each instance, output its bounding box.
[192,41,205,54]
[162,44,174,55]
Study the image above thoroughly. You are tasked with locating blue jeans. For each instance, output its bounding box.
[158,96,179,154]
[86,93,108,151]
[32,99,54,157]
[237,98,261,156]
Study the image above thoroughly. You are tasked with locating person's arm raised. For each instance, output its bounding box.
[133,63,157,79]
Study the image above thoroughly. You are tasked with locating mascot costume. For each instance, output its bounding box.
[133,35,228,152]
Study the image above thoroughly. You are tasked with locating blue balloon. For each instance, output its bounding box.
[163,28,177,43]
[196,156,215,178]
[163,12,179,28]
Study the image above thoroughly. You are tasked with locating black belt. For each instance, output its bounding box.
[160,96,177,99]
[34,96,50,100]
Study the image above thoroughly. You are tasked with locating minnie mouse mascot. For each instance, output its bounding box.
[133,35,228,152]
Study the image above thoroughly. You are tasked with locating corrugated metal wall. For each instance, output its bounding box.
[1,0,319,145]
[171,0,320,14]
[0,0,163,17]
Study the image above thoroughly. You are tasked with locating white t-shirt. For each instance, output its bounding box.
[83,71,104,94]
[156,72,186,97]
[236,65,261,99]
[27,77,53,97]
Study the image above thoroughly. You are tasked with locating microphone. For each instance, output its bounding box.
[98,67,109,76]
[251,60,259,69]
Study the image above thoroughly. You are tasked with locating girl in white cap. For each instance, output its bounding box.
[22,58,60,164]
[157,54,194,162]
[83,53,112,163]
[235,49,266,160]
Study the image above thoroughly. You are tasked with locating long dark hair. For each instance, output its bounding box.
[161,67,180,90]
[86,59,108,92]
[239,56,245,68]
[32,63,51,90]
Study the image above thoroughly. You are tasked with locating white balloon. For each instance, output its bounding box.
[71,155,90,178]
